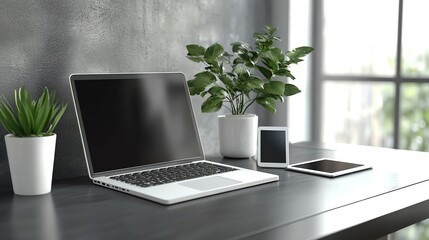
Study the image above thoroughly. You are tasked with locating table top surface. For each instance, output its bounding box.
[2,143,429,240]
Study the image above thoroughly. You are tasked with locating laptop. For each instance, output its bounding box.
[69,72,279,205]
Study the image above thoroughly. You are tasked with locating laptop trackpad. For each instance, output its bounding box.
[179,176,241,191]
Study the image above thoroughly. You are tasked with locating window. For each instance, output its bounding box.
[313,0,429,151]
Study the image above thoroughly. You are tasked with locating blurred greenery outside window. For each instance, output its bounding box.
[319,0,429,152]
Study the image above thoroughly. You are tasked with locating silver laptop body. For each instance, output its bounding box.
[70,72,278,205]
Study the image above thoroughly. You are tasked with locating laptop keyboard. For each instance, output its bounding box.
[110,162,238,188]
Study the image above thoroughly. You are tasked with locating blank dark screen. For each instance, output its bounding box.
[292,160,363,173]
[260,131,286,163]
[73,74,202,173]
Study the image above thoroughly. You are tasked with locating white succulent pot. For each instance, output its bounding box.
[218,114,258,158]
[5,134,57,195]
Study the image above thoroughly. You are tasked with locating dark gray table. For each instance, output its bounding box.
[2,143,429,240]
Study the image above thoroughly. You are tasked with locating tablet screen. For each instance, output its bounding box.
[287,158,372,177]
[291,159,364,173]
[295,159,363,173]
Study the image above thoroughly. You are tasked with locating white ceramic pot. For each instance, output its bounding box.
[218,114,258,158]
[5,134,57,195]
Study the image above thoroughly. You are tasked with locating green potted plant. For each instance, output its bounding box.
[186,26,313,158]
[0,87,67,195]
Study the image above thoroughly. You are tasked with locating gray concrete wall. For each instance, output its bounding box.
[0,0,276,191]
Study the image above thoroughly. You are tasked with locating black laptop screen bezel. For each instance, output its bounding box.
[70,73,205,178]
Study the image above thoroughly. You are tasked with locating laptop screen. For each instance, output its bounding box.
[70,73,204,175]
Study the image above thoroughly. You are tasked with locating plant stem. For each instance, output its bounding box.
[235,96,239,114]
[222,103,232,113]
[225,91,237,115]
[239,94,245,114]
[229,98,236,115]
[242,93,259,114]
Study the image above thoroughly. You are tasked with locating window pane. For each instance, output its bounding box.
[391,219,429,240]
[400,83,429,151]
[322,81,394,147]
[401,0,429,77]
[323,0,398,76]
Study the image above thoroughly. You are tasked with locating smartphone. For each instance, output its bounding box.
[257,126,289,168]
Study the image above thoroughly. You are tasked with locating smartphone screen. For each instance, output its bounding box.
[260,130,286,163]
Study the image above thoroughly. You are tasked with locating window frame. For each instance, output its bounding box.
[310,0,429,149]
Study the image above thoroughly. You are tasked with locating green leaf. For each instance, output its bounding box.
[273,95,284,102]
[0,95,23,135]
[35,104,50,134]
[200,91,208,98]
[256,97,276,114]
[272,48,285,63]
[186,44,205,56]
[284,84,301,96]
[218,52,231,63]
[233,65,247,77]
[253,32,265,39]
[16,88,34,136]
[210,61,222,74]
[259,49,282,70]
[233,58,244,65]
[46,103,67,135]
[264,25,278,35]
[261,58,278,71]
[248,51,259,62]
[236,82,251,93]
[187,56,205,63]
[254,33,274,51]
[246,76,264,90]
[35,88,48,107]
[204,43,224,64]
[286,46,314,64]
[275,68,295,79]
[238,53,255,68]
[231,41,251,53]
[188,71,218,95]
[256,65,273,79]
[187,80,206,95]
[219,75,235,90]
[201,96,223,113]
[195,71,216,85]
[221,51,233,58]
[259,50,279,62]
[208,86,228,97]
[34,91,52,135]
[262,81,285,96]
[0,103,21,136]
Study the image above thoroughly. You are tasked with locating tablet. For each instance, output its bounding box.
[286,158,372,177]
